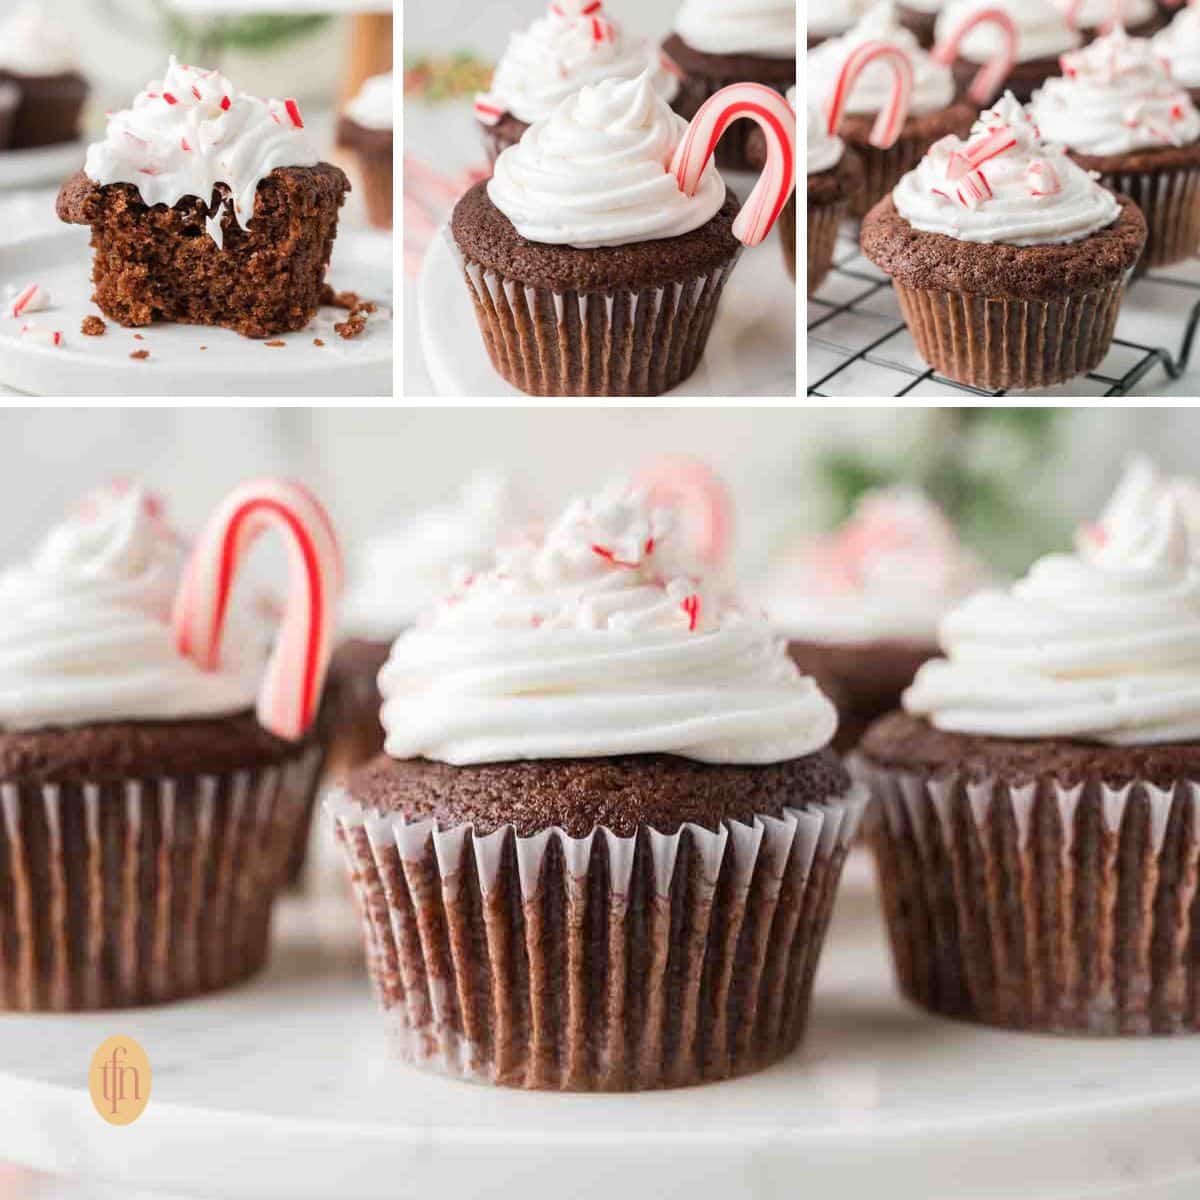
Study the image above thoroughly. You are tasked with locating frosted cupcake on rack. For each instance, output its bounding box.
[326,474,537,777]
[451,71,795,396]
[0,479,340,1010]
[474,0,680,163]
[1030,26,1200,268]
[761,488,989,751]
[1152,1,1200,103]
[859,459,1200,1035]
[935,0,1078,101]
[806,101,865,292]
[0,1,89,151]
[330,485,866,1090]
[808,1,1007,216]
[663,0,796,168]
[861,91,1146,389]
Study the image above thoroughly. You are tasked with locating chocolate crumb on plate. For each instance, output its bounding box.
[130,349,150,360]
[81,316,106,336]
[133,333,143,340]
[264,340,286,347]
[313,338,325,347]
[335,312,367,339]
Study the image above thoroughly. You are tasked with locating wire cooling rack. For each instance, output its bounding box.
[807,231,1200,397]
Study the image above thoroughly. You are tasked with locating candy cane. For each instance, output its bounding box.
[932,8,1018,104]
[823,40,914,150]
[474,94,504,126]
[550,0,603,13]
[635,455,732,566]
[671,83,796,247]
[8,283,49,319]
[173,480,342,741]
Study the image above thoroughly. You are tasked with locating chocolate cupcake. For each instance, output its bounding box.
[0,3,89,151]
[760,488,989,752]
[1152,4,1200,106]
[0,82,18,150]
[663,0,795,169]
[338,72,393,230]
[1030,28,1200,269]
[0,480,341,1010]
[936,0,1080,102]
[861,92,1147,391]
[451,72,795,397]
[858,460,1200,1035]
[329,487,866,1090]
[475,0,681,164]
[805,105,865,293]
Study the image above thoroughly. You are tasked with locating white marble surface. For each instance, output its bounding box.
[1,852,1199,1200]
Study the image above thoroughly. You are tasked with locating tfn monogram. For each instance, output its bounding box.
[100,1044,141,1116]
[89,1036,151,1125]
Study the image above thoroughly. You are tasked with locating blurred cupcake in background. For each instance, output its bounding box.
[809,0,873,45]
[325,473,538,778]
[897,0,947,45]
[474,0,680,164]
[1049,0,1161,37]
[663,0,796,168]
[0,1,89,151]
[338,72,393,229]
[0,479,340,1010]
[330,485,866,1090]
[859,459,1200,1035]
[1152,1,1200,103]
[760,487,989,751]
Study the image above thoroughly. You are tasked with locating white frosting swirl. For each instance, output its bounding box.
[488,71,726,249]
[893,92,1121,245]
[676,0,797,56]
[935,0,1080,64]
[903,0,946,14]
[1051,0,1154,27]
[345,72,393,131]
[486,6,678,126]
[807,103,845,173]
[761,488,989,644]
[84,57,319,248]
[0,485,262,731]
[1031,29,1200,156]
[1153,5,1200,90]
[807,0,871,37]
[379,490,837,766]
[0,2,80,76]
[342,474,539,639]
[807,1,955,118]
[905,460,1200,745]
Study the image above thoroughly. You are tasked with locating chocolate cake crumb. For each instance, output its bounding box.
[133,333,144,340]
[313,337,325,347]
[335,312,367,339]
[80,315,106,336]
[264,340,286,347]
[130,349,149,360]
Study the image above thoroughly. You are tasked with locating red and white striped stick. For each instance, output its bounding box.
[635,455,732,566]
[172,480,342,741]
[550,0,602,13]
[671,83,796,247]
[8,283,49,319]
[474,94,504,126]
[932,7,1018,103]
[823,40,914,149]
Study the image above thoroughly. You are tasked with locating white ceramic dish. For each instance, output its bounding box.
[0,140,85,192]
[0,228,394,396]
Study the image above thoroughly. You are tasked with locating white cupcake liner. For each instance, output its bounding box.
[328,782,868,1090]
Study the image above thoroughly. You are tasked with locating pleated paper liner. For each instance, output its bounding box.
[892,275,1128,391]
[329,784,868,1090]
[1097,164,1200,270]
[854,758,1200,1034]
[0,745,323,1011]
[779,193,796,283]
[456,245,742,397]
[808,196,843,297]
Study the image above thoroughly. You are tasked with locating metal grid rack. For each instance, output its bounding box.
[808,232,1200,398]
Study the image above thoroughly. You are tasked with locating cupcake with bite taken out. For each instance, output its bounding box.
[859,459,1200,1035]
[329,485,866,1090]
[0,479,340,1010]
[761,487,989,752]
[1030,26,1200,268]
[861,91,1147,390]
[451,71,795,397]
[475,0,680,164]
[664,0,796,169]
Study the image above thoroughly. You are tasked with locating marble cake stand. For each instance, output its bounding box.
[1,853,1198,1200]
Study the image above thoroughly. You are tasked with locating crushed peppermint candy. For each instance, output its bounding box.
[7,284,50,319]
[19,323,63,347]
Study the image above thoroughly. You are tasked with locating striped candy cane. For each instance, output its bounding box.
[635,455,732,566]
[173,480,342,741]
[824,40,914,150]
[931,8,1018,103]
[671,83,796,247]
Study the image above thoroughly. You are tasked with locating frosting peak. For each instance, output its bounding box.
[487,71,725,248]
[379,488,837,766]
[1030,28,1200,156]
[905,460,1200,745]
[345,72,393,131]
[0,483,262,731]
[807,104,845,174]
[892,91,1121,245]
[84,57,319,248]
[1152,5,1200,89]
[676,0,796,56]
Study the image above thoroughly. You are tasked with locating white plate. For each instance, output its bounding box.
[0,140,86,192]
[418,221,797,399]
[0,228,394,397]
